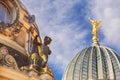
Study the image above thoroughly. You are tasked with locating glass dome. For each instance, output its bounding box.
[62,45,120,80]
[0,3,10,23]
[63,19,120,80]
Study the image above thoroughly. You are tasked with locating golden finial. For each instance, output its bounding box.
[89,18,101,44]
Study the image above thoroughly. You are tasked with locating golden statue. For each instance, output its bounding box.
[89,18,101,35]
[89,18,101,43]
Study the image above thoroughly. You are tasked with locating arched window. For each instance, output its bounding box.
[0,3,10,23]
[0,1,19,25]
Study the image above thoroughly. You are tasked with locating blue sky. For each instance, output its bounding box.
[20,0,120,80]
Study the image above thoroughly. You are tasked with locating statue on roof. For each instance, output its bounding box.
[29,35,52,69]
[40,36,52,67]
[89,18,101,35]
[21,36,52,74]
[89,18,101,44]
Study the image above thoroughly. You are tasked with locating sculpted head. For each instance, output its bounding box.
[44,36,52,45]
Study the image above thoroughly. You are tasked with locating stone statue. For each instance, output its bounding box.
[29,36,52,70]
[40,36,52,68]
[21,36,52,73]
[29,15,35,24]
[32,35,41,53]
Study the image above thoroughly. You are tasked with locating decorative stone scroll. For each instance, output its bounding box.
[0,46,19,70]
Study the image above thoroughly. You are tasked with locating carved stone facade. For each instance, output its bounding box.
[0,46,19,70]
[0,0,54,80]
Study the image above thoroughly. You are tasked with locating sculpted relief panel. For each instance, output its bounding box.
[0,46,19,70]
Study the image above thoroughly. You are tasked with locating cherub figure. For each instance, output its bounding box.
[21,36,52,73]
[41,36,52,68]
[29,35,52,69]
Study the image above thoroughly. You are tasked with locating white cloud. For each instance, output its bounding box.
[20,0,88,73]
[88,0,120,49]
